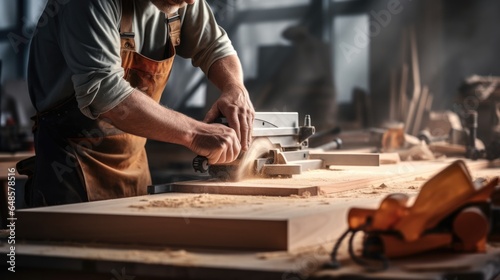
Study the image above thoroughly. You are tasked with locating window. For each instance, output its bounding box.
[333,14,369,103]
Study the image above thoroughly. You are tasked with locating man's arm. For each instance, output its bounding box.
[205,55,255,151]
[100,89,241,164]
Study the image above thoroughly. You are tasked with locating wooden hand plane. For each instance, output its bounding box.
[327,160,500,271]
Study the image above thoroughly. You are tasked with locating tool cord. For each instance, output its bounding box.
[324,223,389,272]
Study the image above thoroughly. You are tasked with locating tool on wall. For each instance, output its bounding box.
[324,160,499,271]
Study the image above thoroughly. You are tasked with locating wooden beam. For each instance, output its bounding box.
[399,64,409,122]
[389,68,397,121]
[309,152,380,167]
[16,192,347,251]
[412,86,429,136]
[171,180,319,196]
[404,27,422,135]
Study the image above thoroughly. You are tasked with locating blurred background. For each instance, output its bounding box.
[1,0,500,183]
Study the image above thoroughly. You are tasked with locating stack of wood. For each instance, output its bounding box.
[388,26,433,137]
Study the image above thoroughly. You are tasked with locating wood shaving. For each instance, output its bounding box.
[290,191,312,199]
[374,183,388,189]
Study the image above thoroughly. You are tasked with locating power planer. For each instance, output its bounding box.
[192,112,376,181]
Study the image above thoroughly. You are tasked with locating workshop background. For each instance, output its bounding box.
[1,0,500,186]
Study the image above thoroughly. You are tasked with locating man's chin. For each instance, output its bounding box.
[150,0,187,14]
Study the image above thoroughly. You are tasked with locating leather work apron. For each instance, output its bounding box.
[18,0,181,207]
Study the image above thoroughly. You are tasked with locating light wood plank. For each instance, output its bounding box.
[16,193,363,251]
[170,181,319,196]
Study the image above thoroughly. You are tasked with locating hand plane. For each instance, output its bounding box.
[192,112,316,180]
[191,112,377,181]
[325,160,500,271]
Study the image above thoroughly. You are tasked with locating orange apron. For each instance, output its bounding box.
[22,0,180,206]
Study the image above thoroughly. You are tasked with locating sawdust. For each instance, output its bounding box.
[128,193,309,210]
[398,143,435,161]
[256,243,331,260]
[290,191,312,199]
[130,194,245,209]
[234,138,275,180]
[374,183,388,189]
[362,190,380,195]
[255,242,335,276]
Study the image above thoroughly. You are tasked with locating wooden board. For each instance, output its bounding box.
[15,159,491,252]
[8,196,500,280]
[168,181,319,196]
[17,193,364,252]
[4,240,500,280]
[170,158,489,196]
[0,152,34,163]
[309,152,380,166]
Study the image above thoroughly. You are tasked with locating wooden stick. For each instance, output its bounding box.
[412,86,429,136]
[404,27,422,135]
[398,28,409,122]
[399,64,409,122]
[389,68,397,121]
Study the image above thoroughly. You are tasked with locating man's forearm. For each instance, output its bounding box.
[205,55,255,150]
[208,54,245,93]
[100,89,195,146]
[99,89,241,164]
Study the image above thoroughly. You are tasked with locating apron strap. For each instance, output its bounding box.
[167,11,181,47]
[120,0,135,37]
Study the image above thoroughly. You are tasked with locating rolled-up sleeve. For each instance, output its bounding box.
[176,0,237,74]
[58,0,133,119]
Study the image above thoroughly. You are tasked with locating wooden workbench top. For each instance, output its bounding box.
[3,197,500,280]
[1,158,499,279]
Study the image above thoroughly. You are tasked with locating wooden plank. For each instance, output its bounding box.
[15,159,491,253]
[404,27,422,135]
[411,85,429,136]
[0,152,34,162]
[319,159,490,194]
[16,193,351,251]
[309,152,380,167]
[0,161,27,229]
[399,64,409,121]
[5,198,382,277]
[169,181,319,196]
[389,68,397,121]
[171,159,488,197]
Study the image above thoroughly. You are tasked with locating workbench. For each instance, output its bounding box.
[1,158,499,280]
[0,152,32,229]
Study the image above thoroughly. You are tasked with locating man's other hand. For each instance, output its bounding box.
[189,122,241,165]
[204,85,255,151]
[206,55,255,152]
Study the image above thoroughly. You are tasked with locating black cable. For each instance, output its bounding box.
[322,227,353,269]
[347,229,389,272]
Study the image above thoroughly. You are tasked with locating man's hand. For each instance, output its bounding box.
[189,122,241,164]
[100,89,241,165]
[204,85,254,151]
[206,55,255,151]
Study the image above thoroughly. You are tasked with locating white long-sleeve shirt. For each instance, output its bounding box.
[28,0,236,119]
